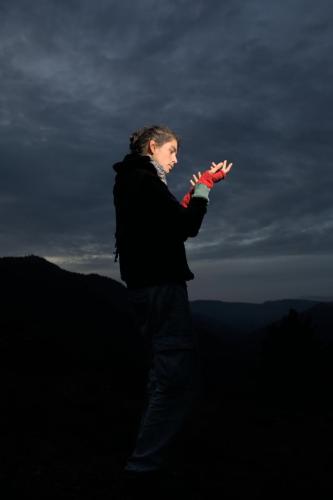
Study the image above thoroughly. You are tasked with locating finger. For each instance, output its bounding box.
[190,180,195,186]
[223,162,233,173]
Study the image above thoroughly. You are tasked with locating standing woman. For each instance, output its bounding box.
[112,125,233,494]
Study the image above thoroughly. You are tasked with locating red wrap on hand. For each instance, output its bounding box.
[180,168,225,208]
[197,169,225,188]
[180,186,195,208]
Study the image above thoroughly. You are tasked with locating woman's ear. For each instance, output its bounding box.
[148,139,156,155]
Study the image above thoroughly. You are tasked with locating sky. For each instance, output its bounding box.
[1,0,332,303]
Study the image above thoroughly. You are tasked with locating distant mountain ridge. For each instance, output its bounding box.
[1,255,332,345]
[190,298,321,337]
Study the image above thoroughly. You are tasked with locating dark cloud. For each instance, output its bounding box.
[1,0,332,301]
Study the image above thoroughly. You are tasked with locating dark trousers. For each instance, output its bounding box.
[124,281,201,472]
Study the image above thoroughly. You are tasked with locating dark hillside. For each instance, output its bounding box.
[2,256,333,498]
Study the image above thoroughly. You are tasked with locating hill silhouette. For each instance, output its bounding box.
[0,254,142,374]
[2,255,333,498]
[190,297,319,337]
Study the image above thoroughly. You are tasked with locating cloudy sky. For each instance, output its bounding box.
[1,0,332,303]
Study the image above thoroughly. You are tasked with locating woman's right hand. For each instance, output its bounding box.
[209,160,233,179]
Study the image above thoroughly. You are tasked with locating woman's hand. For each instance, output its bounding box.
[209,160,233,177]
[189,160,233,186]
[190,171,202,187]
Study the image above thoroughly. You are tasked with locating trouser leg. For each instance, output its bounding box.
[125,282,201,472]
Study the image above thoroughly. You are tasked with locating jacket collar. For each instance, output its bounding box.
[113,152,156,173]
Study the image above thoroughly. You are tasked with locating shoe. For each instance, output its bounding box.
[113,467,200,499]
[113,469,166,500]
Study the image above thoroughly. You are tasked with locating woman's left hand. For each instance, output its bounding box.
[190,171,202,186]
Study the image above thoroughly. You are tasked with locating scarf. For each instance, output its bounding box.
[147,155,168,186]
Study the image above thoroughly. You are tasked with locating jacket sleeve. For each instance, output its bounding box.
[142,174,209,240]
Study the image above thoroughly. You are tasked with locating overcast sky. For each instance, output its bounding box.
[1,0,332,302]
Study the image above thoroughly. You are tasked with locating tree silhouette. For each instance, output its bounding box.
[259,308,320,407]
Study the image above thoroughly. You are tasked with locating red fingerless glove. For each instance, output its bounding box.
[180,168,225,208]
[198,169,225,188]
[197,171,214,189]
[211,168,225,183]
[180,186,195,208]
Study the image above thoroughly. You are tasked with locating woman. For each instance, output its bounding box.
[112,125,233,495]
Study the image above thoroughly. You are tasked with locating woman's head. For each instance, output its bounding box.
[129,125,180,173]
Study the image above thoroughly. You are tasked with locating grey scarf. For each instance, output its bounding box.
[147,155,168,186]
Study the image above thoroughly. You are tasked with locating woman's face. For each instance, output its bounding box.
[148,138,178,174]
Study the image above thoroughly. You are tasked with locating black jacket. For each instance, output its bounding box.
[113,152,208,288]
